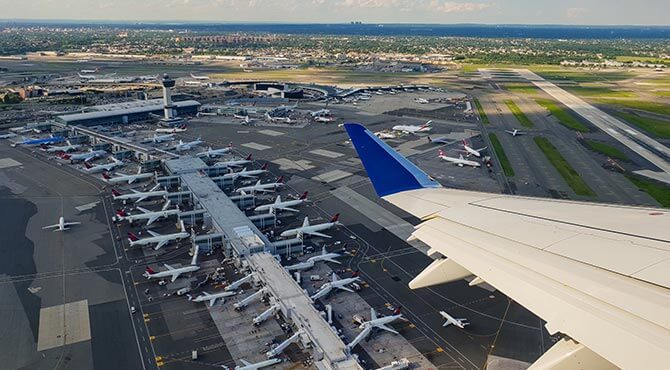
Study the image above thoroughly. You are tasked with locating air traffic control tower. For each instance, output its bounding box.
[160,74,185,126]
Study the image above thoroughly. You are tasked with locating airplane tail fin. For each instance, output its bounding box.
[102,172,112,180]
[393,306,402,315]
[84,161,93,169]
[299,191,308,200]
[111,189,121,197]
[344,123,440,197]
[127,232,139,242]
[245,153,252,161]
[330,213,340,223]
[179,220,186,232]
[277,176,284,184]
[146,266,155,275]
[60,153,71,160]
[261,163,268,170]
[438,149,445,157]
[162,200,171,211]
[116,209,128,217]
[274,195,282,204]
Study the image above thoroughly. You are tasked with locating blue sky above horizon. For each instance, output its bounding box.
[1,0,668,26]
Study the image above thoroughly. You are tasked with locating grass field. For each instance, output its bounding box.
[653,91,670,97]
[535,98,590,132]
[473,97,489,124]
[565,85,636,98]
[535,70,633,83]
[613,112,670,139]
[595,99,670,117]
[582,139,629,161]
[504,100,534,128]
[615,56,670,65]
[505,83,539,95]
[488,133,514,177]
[625,174,670,207]
[534,137,595,196]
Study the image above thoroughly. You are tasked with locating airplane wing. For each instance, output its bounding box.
[323,257,342,264]
[136,206,151,214]
[146,215,159,226]
[170,273,180,283]
[376,324,399,335]
[134,195,148,203]
[336,286,354,293]
[209,298,218,307]
[277,206,300,212]
[240,359,252,366]
[344,122,670,369]
[163,264,175,270]
[154,240,168,251]
[146,230,161,238]
[42,224,60,229]
[305,231,332,238]
[63,222,81,227]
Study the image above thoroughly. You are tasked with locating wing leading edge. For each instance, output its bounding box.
[343,122,670,369]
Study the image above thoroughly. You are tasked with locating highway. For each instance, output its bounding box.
[515,69,670,175]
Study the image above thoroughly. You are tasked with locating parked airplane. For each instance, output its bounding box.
[13,135,65,147]
[42,140,81,153]
[42,216,81,232]
[196,144,233,158]
[461,140,487,158]
[392,120,432,134]
[347,307,403,350]
[235,358,282,370]
[78,73,96,80]
[439,311,469,329]
[427,136,449,145]
[80,67,99,74]
[171,137,203,152]
[374,131,398,140]
[414,98,429,104]
[254,192,307,213]
[236,177,284,195]
[128,220,189,250]
[314,116,336,123]
[155,125,187,134]
[285,246,341,271]
[59,150,107,162]
[505,129,526,137]
[189,290,236,307]
[342,122,670,369]
[117,200,179,226]
[310,272,361,300]
[111,184,167,203]
[265,114,291,124]
[213,154,252,169]
[102,168,154,185]
[438,150,481,168]
[84,157,124,173]
[280,213,340,239]
[190,73,210,80]
[151,133,175,143]
[144,246,200,282]
[0,132,17,139]
[310,109,331,117]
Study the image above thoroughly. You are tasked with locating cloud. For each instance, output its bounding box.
[336,0,492,12]
[566,7,586,18]
[430,1,492,13]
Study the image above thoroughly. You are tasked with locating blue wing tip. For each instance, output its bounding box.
[344,122,440,197]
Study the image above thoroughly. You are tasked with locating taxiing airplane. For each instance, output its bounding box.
[427,136,449,145]
[117,200,179,226]
[84,157,124,173]
[190,73,210,80]
[505,129,526,137]
[347,307,403,350]
[374,131,398,140]
[128,220,189,250]
[213,154,252,169]
[111,184,167,203]
[42,140,81,153]
[314,115,336,123]
[155,124,187,134]
[285,246,341,271]
[189,290,236,307]
[151,133,175,143]
[438,150,481,168]
[310,272,361,300]
[13,135,65,147]
[392,120,432,134]
[42,216,81,232]
[414,98,429,104]
[342,122,670,369]
[144,246,200,282]
[196,144,233,158]
[171,137,203,152]
[439,311,469,329]
[254,192,307,213]
[461,140,487,158]
[235,358,282,370]
[59,150,107,162]
[102,168,154,185]
[235,176,284,195]
[280,213,340,239]
[310,108,331,117]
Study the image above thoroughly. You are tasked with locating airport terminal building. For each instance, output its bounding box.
[55,99,200,127]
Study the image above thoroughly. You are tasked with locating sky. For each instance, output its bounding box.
[1,0,668,26]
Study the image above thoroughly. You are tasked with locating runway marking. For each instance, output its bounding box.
[309,149,344,158]
[271,158,315,171]
[37,299,91,351]
[241,142,271,151]
[312,169,352,183]
[258,129,285,137]
[0,157,22,169]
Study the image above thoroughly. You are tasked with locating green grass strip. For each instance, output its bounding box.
[613,112,670,139]
[582,139,629,161]
[473,97,489,124]
[625,174,670,208]
[504,99,534,128]
[534,98,590,132]
[534,137,595,196]
[488,133,514,177]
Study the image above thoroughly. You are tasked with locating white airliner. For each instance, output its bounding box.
[43,216,81,232]
[189,290,236,307]
[128,220,190,250]
[78,73,96,80]
[190,73,210,80]
[59,150,107,162]
[42,140,81,153]
[213,154,252,169]
[314,116,336,123]
[111,184,167,203]
[310,109,331,117]
[347,307,403,350]
[196,144,233,158]
[438,150,481,168]
[151,133,175,143]
[505,129,525,137]
[84,157,124,173]
[254,192,307,213]
[374,131,398,140]
[285,246,341,271]
[343,122,670,369]
[265,114,291,124]
[171,137,203,152]
[414,98,429,104]
[155,125,187,134]
[392,120,432,134]
[235,177,284,195]
[235,358,281,370]
[0,132,17,139]
[439,311,469,329]
[310,272,361,300]
[102,168,154,185]
[80,67,98,73]
[279,214,340,239]
[210,164,267,183]
[144,246,200,282]
[117,200,179,226]
[427,135,449,144]
[461,140,487,158]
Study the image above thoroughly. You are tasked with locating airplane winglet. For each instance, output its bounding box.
[344,123,441,197]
